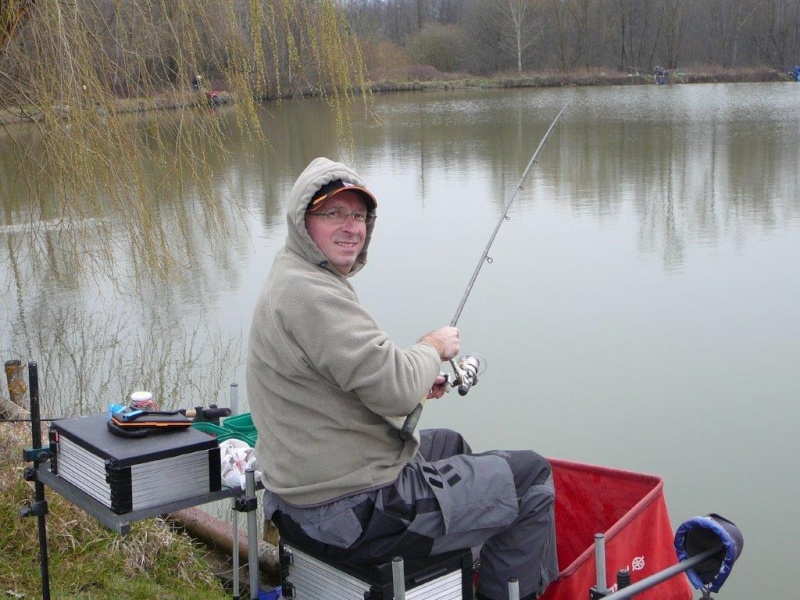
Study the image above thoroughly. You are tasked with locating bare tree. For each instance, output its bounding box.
[698,0,761,66]
[548,0,610,71]
[497,0,540,75]
[432,0,463,24]
[462,0,510,74]
[550,0,573,70]
[343,0,796,73]
[658,0,691,69]
[750,0,800,69]
[380,0,420,44]
[611,0,662,73]
[567,0,593,68]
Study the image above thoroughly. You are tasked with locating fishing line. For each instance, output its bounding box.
[400,101,573,440]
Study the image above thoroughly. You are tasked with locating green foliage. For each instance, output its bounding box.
[0,423,229,599]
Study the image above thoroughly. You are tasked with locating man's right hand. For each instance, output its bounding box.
[420,327,460,361]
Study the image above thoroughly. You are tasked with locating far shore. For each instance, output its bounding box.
[0,66,792,126]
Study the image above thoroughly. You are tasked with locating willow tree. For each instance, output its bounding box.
[0,0,370,413]
[0,0,370,279]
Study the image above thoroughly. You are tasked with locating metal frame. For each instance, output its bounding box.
[22,362,262,600]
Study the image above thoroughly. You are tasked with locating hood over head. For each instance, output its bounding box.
[285,157,377,277]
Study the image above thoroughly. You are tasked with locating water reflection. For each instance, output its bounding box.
[3,84,797,405]
[0,110,255,413]
[1,83,799,598]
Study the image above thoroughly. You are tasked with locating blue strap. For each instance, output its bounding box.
[674,513,744,592]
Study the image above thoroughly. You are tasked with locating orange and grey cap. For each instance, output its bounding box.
[307,179,377,212]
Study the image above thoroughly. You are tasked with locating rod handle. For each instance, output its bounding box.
[399,403,423,440]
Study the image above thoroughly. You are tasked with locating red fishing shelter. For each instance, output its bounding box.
[540,459,693,600]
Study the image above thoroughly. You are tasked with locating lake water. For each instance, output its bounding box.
[2,82,799,599]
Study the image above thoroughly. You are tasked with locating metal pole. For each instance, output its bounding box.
[507,577,520,600]
[29,361,51,600]
[600,546,723,600]
[230,382,239,417]
[245,469,259,599]
[392,556,406,600]
[594,533,607,593]
[230,380,240,599]
[232,498,240,600]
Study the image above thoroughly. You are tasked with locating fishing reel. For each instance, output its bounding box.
[447,354,484,396]
[400,353,486,440]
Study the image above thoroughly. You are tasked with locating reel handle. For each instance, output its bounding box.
[399,403,423,441]
[399,361,476,439]
[399,370,455,440]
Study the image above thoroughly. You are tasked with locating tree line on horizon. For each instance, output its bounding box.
[347,0,800,79]
[2,0,797,111]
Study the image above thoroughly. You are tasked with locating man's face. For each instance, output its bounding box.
[305,191,368,275]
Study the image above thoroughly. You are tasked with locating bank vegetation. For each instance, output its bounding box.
[350,0,799,80]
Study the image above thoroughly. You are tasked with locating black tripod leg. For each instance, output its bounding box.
[28,361,51,600]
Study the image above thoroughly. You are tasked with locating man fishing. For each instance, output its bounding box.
[247,156,558,600]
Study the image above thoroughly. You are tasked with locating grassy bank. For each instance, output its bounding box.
[364,65,787,92]
[0,422,230,600]
[0,66,791,126]
[0,89,236,125]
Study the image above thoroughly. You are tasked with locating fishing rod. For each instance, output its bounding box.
[400,102,572,441]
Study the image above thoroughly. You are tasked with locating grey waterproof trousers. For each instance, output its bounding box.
[265,429,559,600]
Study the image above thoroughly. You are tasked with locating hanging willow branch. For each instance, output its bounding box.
[0,0,370,281]
[0,0,34,53]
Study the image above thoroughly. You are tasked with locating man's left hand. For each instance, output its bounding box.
[426,373,451,399]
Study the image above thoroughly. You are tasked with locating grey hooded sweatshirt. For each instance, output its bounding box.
[247,157,442,506]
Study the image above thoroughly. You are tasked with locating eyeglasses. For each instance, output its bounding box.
[306,210,376,225]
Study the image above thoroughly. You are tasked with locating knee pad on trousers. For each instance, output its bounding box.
[502,450,551,496]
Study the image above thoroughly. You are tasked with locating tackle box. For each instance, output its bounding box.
[49,412,221,515]
[278,541,473,599]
